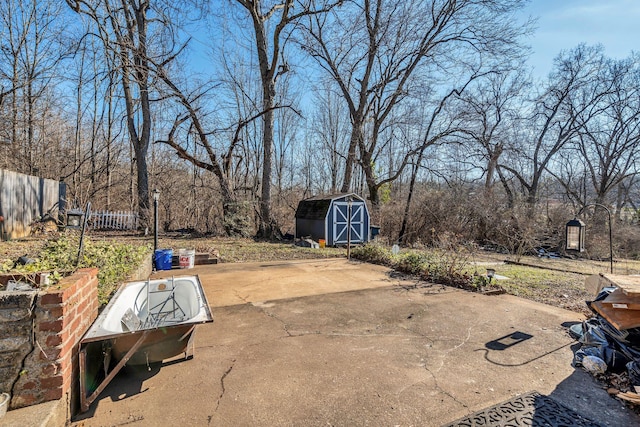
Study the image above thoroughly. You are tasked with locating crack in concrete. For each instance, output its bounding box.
[114,414,145,425]
[415,323,481,412]
[423,362,469,410]
[233,290,250,304]
[264,310,294,337]
[214,359,236,416]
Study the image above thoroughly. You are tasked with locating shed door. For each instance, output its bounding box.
[333,202,364,244]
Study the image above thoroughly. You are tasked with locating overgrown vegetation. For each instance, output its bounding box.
[0,234,151,305]
[351,241,500,292]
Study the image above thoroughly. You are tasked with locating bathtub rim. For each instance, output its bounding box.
[80,274,213,344]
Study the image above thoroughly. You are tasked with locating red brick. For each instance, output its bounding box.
[43,387,62,401]
[62,289,78,307]
[42,306,64,319]
[41,363,60,376]
[62,374,72,392]
[58,342,76,364]
[41,375,63,389]
[13,393,37,407]
[78,267,99,276]
[82,283,96,299]
[20,381,37,390]
[67,316,80,337]
[39,345,61,361]
[39,319,63,332]
[45,334,62,347]
[60,310,76,327]
[39,292,63,306]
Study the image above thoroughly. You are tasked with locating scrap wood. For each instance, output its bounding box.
[601,287,640,310]
[600,274,640,296]
[591,301,640,330]
[615,391,640,405]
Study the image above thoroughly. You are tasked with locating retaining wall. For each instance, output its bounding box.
[0,268,99,415]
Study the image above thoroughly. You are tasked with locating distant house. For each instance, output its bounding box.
[294,193,371,246]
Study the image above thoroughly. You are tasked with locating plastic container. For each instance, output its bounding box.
[318,239,326,248]
[154,249,173,271]
[0,392,9,419]
[178,249,195,269]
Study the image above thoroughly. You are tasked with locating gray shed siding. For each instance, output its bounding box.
[295,217,326,242]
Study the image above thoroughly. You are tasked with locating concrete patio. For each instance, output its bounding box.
[9,258,638,426]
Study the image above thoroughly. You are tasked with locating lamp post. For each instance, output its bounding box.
[346,195,353,261]
[153,189,160,256]
[565,203,613,274]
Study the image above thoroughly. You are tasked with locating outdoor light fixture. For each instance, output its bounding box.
[565,204,613,274]
[66,208,85,229]
[565,218,586,252]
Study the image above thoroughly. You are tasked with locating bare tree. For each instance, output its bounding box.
[499,45,612,208]
[154,61,277,236]
[302,0,531,207]
[310,80,350,193]
[575,55,640,207]
[0,0,68,175]
[231,0,339,238]
[397,77,481,244]
[66,0,171,226]
[455,69,529,196]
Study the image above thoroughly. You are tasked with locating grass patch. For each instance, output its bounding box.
[466,262,590,315]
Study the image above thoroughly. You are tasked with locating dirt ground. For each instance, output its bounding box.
[2,231,638,317]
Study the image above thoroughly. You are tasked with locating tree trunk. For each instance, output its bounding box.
[258,80,276,238]
[341,128,360,193]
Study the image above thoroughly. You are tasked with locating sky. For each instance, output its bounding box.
[523,0,640,78]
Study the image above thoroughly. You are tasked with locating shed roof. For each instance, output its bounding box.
[295,199,332,220]
[295,193,364,220]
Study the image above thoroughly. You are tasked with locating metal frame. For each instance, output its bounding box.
[78,275,212,412]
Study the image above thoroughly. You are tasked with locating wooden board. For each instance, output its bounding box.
[600,274,640,296]
[591,300,640,330]
[601,287,640,310]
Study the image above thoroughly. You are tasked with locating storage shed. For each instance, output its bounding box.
[295,193,371,246]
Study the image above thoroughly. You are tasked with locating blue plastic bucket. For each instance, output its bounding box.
[154,249,173,270]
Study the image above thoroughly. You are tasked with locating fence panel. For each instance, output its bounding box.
[89,210,138,231]
[0,169,62,240]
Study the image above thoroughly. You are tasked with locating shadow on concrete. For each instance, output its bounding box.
[72,362,161,422]
[485,331,533,351]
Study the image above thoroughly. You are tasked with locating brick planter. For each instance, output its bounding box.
[0,268,99,414]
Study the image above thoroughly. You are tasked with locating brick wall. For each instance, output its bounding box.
[0,268,98,413]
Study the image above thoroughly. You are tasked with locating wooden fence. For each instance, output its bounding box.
[89,210,139,231]
[0,169,63,240]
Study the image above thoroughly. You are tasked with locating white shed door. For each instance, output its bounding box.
[333,202,364,244]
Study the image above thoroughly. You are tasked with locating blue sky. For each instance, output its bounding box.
[523,0,640,77]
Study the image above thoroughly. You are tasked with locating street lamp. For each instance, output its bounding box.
[565,203,613,274]
[346,195,353,261]
[153,189,160,256]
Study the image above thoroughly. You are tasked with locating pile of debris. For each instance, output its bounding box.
[573,274,640,405]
